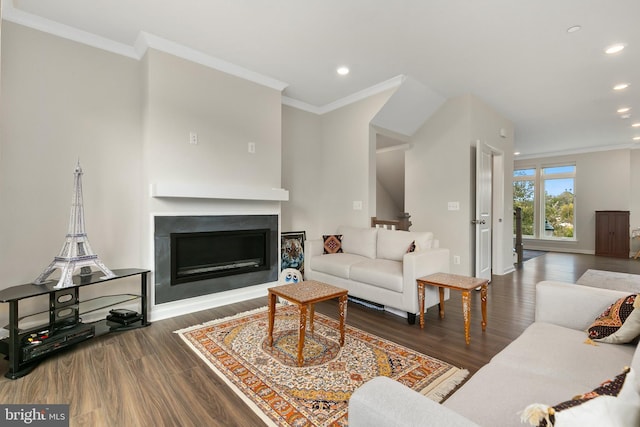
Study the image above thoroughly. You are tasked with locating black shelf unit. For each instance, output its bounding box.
[0,268,150,379]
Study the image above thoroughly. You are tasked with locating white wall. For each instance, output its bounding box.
[0,22,285,325]
[406,94,514,275]
[516,149,634,254]
[281,90,395,239]
[406,96,472,274]
[469,95,514,275]
[281,105,323,238]
[376,179,401,220]
[0,22,143,323]
[375,147,405,218]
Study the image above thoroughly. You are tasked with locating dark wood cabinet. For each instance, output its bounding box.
[595,211,630,258]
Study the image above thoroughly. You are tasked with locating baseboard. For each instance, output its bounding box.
[149,282,274,322]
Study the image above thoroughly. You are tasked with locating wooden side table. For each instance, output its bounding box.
[416,273,488,345]
[267,280,348,366]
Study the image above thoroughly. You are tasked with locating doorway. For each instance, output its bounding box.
[474,141,505,281]
[375,133,409,220]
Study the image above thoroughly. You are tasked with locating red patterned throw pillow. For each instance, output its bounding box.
[406,240,418,253]
[588,294,637,340]
[322,235,343,254]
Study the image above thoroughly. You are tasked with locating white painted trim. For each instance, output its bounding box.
[517,142,636,160]
[3,3,403,118]
[522,246,594,255]
[2,2,137,58]
[284,75,405,115]
[150,182,289,201]
[316,75,406,115]
[281,96,323,115]
[135,32,288,92]
[150,282,272,322]
[499,265,516,275]
[376,143,412,154]
[2,2,288,92]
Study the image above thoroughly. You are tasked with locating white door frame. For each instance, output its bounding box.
[474,140,505,280]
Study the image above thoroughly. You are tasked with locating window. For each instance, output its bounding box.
[513,168,535,237]
[513,164,576,240]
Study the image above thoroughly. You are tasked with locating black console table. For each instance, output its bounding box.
[0,268,150,379]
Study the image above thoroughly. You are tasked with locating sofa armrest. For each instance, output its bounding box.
[349,377,479,427]
[403,248,450,280]
[306,239,323,257]
[402,248,450,312]
[535,281,631,330]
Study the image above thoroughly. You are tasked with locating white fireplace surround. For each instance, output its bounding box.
[150,182,289,201]
[147,182,287,322]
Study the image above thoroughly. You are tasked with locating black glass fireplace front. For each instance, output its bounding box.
[154,214,278,304]
[170,229,270,286]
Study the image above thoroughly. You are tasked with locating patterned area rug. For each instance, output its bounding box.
[175,305,468,426]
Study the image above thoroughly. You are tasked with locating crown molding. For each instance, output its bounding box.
[3,2,402,117]
[2,2,138,58]
[283,75,405,116]
[2,2,288,92]
[516,142,637,160]
[281,97,323,114]
[316,75,406,115]
[134,32,288,91]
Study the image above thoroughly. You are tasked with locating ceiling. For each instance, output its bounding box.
[4,0,640,157]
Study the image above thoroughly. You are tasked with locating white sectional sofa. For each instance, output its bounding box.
[349,281,640,426]
[305,225,450,324]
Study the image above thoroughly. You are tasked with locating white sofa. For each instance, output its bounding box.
[305,225,450,324]
[349,281,640,426]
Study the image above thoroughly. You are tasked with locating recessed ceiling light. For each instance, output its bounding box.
[605,44,626,54]
[618,107,631,113]
[632,123,640,128]
[514,152,521,156]
[336,66,350,76]
[567,25,582,33]
[614,83,630,91]
[633,136,640,141]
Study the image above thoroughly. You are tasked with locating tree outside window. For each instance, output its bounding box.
[542,166,575,239]
[513,165,576,240]
[513,169,535,236]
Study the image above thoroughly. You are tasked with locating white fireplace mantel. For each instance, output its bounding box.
[150,182,289,201]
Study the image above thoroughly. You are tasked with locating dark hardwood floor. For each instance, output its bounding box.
[1,252,639,426]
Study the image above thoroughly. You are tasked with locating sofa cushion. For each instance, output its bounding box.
[322,234,343,254]
[489,322,636,386]
[338,226,378,259]
[444,362,613,427]
[632,344,640,375]
[349,259,403,292]
[588,294,638,341]
[520,367,640,427]
[376,228,434,261]
[310,253,367,279]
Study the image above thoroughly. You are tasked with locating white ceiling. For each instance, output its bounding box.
[5,0,640,157]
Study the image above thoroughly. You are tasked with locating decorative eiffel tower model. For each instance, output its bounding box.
[34,161,116,288]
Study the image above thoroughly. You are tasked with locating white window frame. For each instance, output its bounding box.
[513,162,576,241]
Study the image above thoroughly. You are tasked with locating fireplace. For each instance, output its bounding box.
[154,215,278,304]
[171,228,270,285]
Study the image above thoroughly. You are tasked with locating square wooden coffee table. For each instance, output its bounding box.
[416,272,488,345]
[267,280,348,366]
